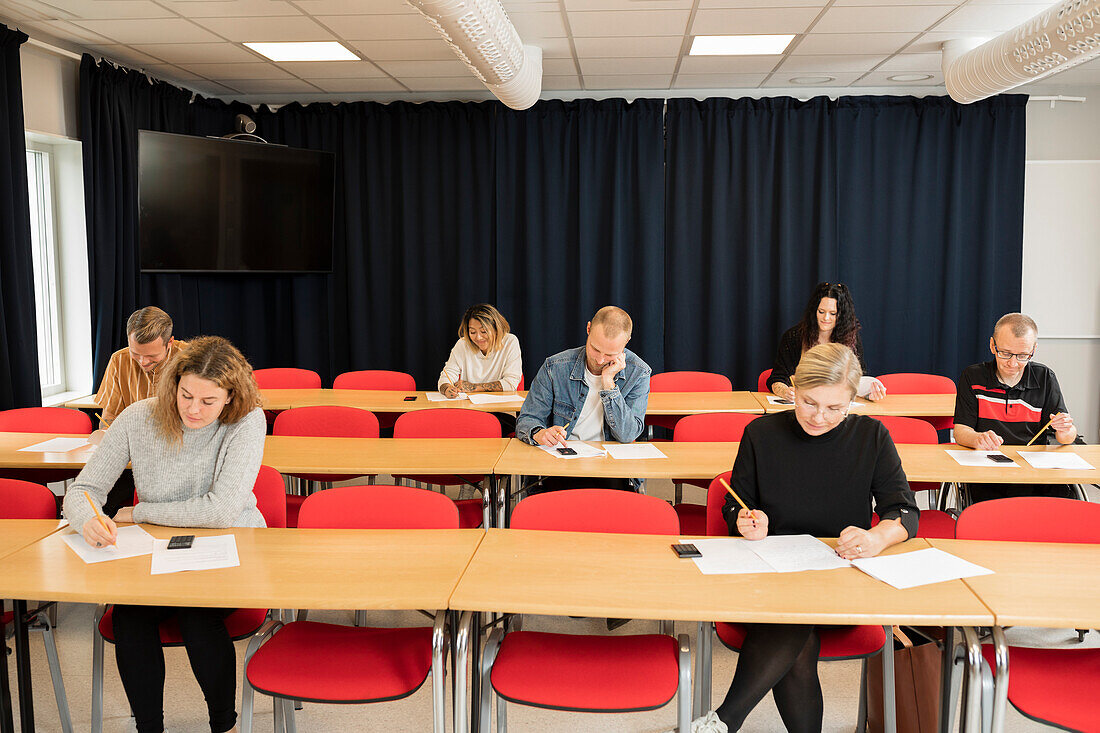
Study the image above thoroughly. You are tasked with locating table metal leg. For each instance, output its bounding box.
[961,626,983,733]
[938,626,957,733]
[1,601,14,733]
[470,612,483,733]
[990,627,1008,733]
[454,611,471,733]
[12,601,33,733]
[486,475,497,529]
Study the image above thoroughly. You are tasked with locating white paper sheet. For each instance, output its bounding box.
[425,391,468,402]
[1017,451,1096,470]
[746,535,851,572]
[467,393,525,405]
[686,538,778,575]
[604,443,667,460]
[537,440,607,459]
[62,525,155,564]
[945,450,1020,468]
[150,535,240,575]
[851,548,993,590]
[765,395,794,405]
[18,437,90,452]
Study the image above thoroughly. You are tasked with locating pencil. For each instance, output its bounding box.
[719,477,757,521]
[442,366,458,392]
[94,411,111,428]
[84,492,116,547]
[1026,415,1057,447]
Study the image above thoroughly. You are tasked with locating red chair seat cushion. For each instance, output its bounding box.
[915,510,956,539]
[490,631,679,711]
[717,622,886,659]
[981,645,1100,733]
[99,606,267,644]
[674,503,706,536]
[456,498,483,529]
[246,621,433,703]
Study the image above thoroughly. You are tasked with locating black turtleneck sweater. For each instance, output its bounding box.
[722,411,919,539]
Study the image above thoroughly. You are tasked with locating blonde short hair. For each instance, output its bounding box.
[994,313,1038,339]
[127,306,173,346]
[151,336,260,443]
[590,306,632,339]
[459,304,510,354]
[792,343,862,399]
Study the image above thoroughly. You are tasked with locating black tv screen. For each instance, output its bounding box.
[139,130,335,273]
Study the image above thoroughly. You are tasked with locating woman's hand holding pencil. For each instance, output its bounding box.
[720,477,768,540]
[80,492,118,548]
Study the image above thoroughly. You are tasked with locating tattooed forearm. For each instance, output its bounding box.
[458,380,504,393]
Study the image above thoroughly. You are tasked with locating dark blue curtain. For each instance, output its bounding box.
[0,24,41,409]
[665,95,1026,389]
[495,98,666,376]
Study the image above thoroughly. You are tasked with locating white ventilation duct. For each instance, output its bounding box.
[943,0,1100,103]
[406,0,543,109]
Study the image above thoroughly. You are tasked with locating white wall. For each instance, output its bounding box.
[19,44,79,139]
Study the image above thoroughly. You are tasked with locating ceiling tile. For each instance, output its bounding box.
[832,0,957,5]
[276,60,386,78]
[905,31,989,54]
[402,76,488,91]
[542,57,578,75]
[73,18,223,43]
[542,74,582,90]
[763,71,865,86]
[698,0,826,6]
[503,1,559,10]
[191,15,334,42]
[813,5,954,33]
[508,11,568,39]
[184,79,239,96]
[931,4,1049,32]
[0,3,51,22]
[691,7,820,35]
[221,78,321,93]
[23,18,116,44]
[573,36,684,58]
[672,72,768,88]
[531,37,574,58]
[677,54,782,73]
[565,0,692,9]
[348,39,454,61]
[185,62,294,80]
[583,73,672,89]
[310,77,407,93]
[778,54,887,72]
[323,14,439,40]
[156,0,303,19]
[144,64,206,82]
[851,70,944,86]
[568,9,690,37]
[40,0,175,20]
[375,59,472,77]
[295,0,415,13]
[875,53,942,72]
[793,32,919,55]
[131,42,263,64]
[579,57,677,75]
[83,44,164,67]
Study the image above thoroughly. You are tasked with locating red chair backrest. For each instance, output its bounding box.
[516,375,524,391]
[673,413,757,442]
[333,370,416,391]
[757,369,772,393]
[253,465,287,529]
[297,484,459,529]
[0,479,58,519]
[273,406,380,438]
[0,407,93,434]
[871,415,938,445]
[253,368,322,389]
[876,373,956,395]
[956,497,1100,543]
[705,471,735,536]
[511,489,679,535]
[393,408,501,439]
[650,371,732,392]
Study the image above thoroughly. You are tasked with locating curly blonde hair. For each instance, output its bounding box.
[151,336,261,442]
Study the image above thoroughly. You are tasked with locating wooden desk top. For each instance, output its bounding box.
[262,436,511,476]
[646,392,763,415]
[450,530,992,625]
[0,432,96,469]
[259,389,527,413]
[0,519,64,562]
[928,538,1100,629]
[753,392,955,417]
[63,395,101,410]
[494,440,739,480]
[0,525,485,610]
[895,444,1100,484]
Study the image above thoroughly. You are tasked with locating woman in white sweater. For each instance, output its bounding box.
[64,335,265,733]
[438,303,523,397]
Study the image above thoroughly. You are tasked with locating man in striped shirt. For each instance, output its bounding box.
[95,306,186,428]
[953,312,1078,502]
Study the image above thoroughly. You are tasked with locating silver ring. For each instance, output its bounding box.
[856,545,862,554]
[96,541,102,547]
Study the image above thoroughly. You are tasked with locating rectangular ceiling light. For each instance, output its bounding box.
[244,41,359,62]
[690,35,795,56]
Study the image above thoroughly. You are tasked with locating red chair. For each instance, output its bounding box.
[254,367,323,429]
[871,416,956,539]
[393,408,499,529]
[333,370,417,430]
[0,479,72,731]
[875,373,956,432]
[757,368,773,393]
[693,472,895,727]
[645,371,733,433]
[273,406,380,527]
[480,489,691,732]
[242,485,458,733]
[91,465,287,733]
[671,413,758,535]
[0,407,94,484]
[955,498,1100,733]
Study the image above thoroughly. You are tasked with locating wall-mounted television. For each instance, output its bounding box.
[138,130,335,273]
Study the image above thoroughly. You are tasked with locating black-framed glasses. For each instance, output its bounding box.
[991,338,1035,362]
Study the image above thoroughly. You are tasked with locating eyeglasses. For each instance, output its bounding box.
[794,396,847,420]
[991,338,1035,363]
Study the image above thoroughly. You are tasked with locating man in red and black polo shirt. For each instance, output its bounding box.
[953,312,1079,502]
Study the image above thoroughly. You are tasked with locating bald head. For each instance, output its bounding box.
[994,312,1037,340]
[589,306,633,340]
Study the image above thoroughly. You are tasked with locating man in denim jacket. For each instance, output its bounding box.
[517,306,651,479]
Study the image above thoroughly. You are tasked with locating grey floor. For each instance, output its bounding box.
[6,478,1096,732]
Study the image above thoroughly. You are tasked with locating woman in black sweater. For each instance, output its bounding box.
[768,282,886,402]
[713,343,919,732]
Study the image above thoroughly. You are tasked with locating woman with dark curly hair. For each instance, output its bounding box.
[766,282,886,402]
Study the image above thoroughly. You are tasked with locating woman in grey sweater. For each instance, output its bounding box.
[64,335,265,733]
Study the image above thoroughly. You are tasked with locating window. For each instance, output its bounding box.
[26,144,64,396]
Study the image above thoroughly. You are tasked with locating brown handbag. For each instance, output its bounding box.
[867,626,942,733]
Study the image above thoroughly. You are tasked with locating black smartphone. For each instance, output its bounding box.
[556,447,577,456]
[773,398,794,405]
[167,535,195,550]
[672,543,702,558]
[987,454,1014,464]
[403,395,417,401]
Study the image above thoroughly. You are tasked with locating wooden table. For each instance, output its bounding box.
[895,444,1100,485]
[261,436,510,477]
[647,391,762,415]
[494,439,738,482]
[258,389,527,413]
[62,395,100,410]
[0,432,96,471]
[753,392,956,417]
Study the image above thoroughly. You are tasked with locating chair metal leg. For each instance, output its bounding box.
[961,626,984,733]
[677,633,692,732]
[856,658,868,733]
[38,617,72,733]
[480,628,504,733]
[272,692,284,733]
[659,619,673,636]
[354,610,365,627]
[693,621,712,717]
[484,475,495,528]
[283,698,297,733]
[454,611,472,733]
[940,625,961,733]
[432,612,447,733]
[91,605,106,733]
[241,619,281,733]
[881,627,896,733]
[990,627,1008,733]
[495,694,506,733]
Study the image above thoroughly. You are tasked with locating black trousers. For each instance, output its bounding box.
[111,605,237,733]
[102,470,136,519]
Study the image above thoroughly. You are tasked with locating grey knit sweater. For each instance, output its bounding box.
[63,399,267,532]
